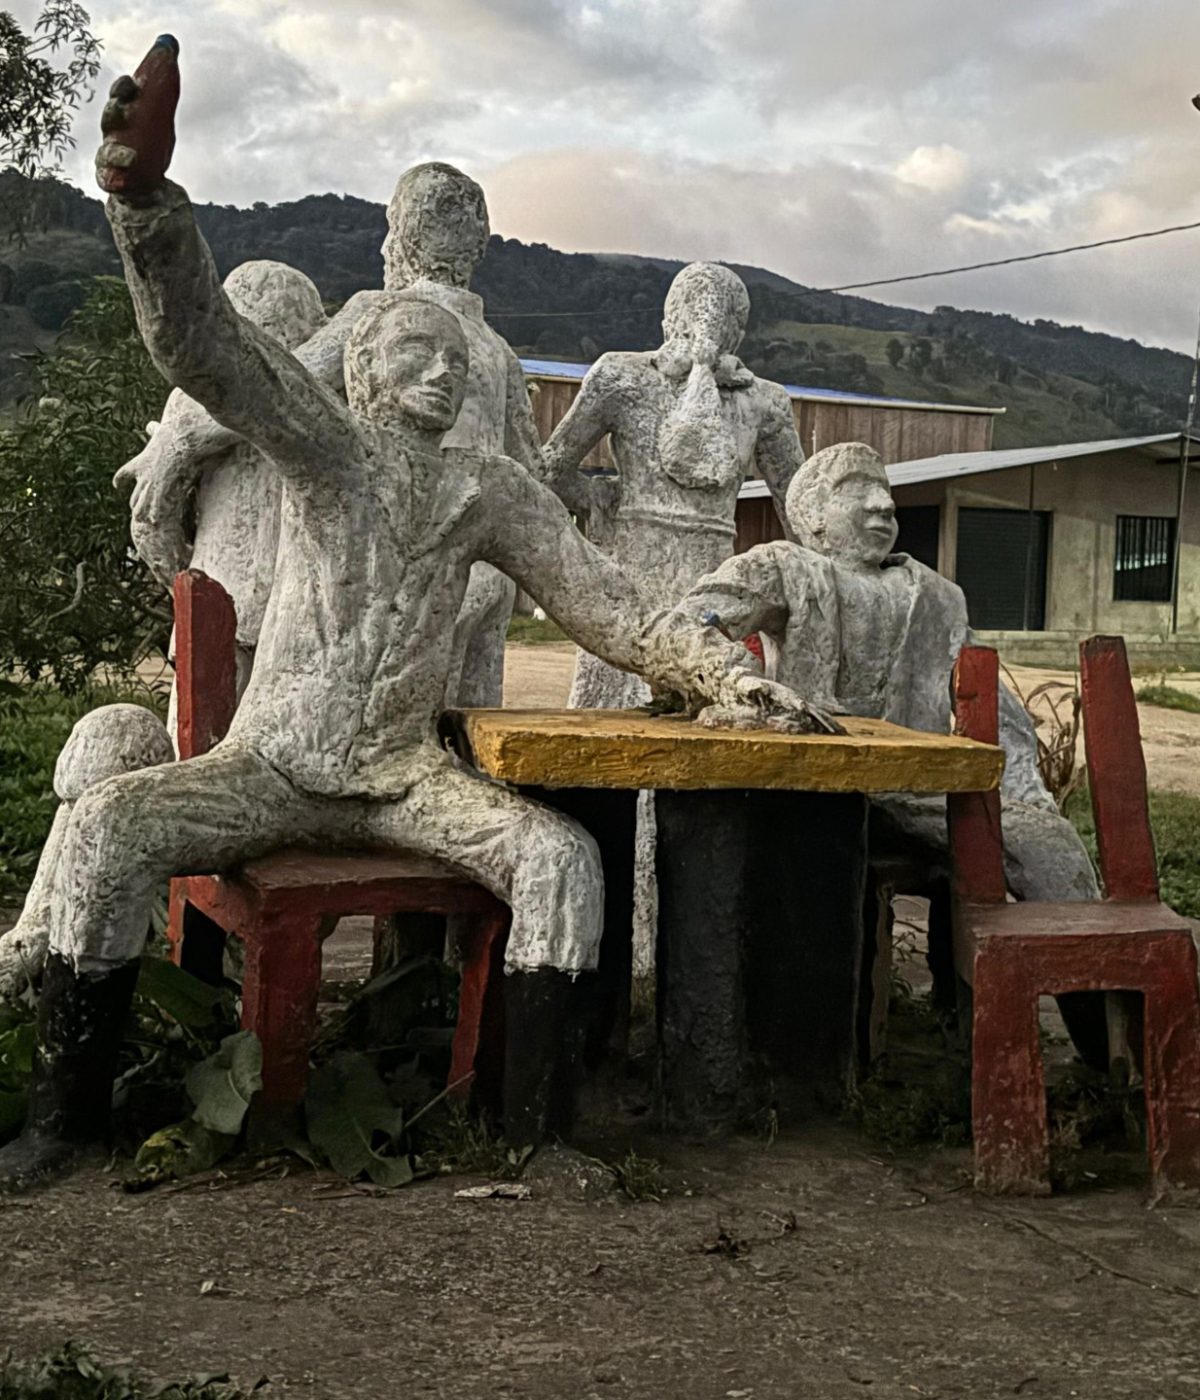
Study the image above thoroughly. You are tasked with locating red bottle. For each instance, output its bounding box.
[99,34,180,196]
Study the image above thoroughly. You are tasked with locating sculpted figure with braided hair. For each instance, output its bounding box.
[545,260,803,709]
[0,41,826,1191]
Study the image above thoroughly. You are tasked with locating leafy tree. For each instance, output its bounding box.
[0,2,101,236]
[885,337,904,369]
[908,336,933,377]
[0,275,170,690]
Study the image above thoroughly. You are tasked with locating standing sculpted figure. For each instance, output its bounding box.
[117,259,327,720]
[680,442,1109,1061]
[544,261,803,708]
[0,54,822,1190]
[129,162,542,707]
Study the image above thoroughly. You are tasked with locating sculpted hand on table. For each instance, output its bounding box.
[0,46,825,1192]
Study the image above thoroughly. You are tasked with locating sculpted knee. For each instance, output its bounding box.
[54,704,173,801]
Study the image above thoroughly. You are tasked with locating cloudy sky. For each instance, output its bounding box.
[17,0,1200,351]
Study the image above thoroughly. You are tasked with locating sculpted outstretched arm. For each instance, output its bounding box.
[106,184,362,483]
[483,461,830,729]
[681,549,792,640]
[754,384,804,538]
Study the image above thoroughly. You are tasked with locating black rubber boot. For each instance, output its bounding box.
[502,969,588,1149]
[0,953,140,1192]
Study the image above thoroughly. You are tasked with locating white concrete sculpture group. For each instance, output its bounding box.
[0,36,1100,1191]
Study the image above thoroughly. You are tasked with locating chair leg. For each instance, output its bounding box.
[449,907,510,1117]
[240,911,329,1140]
[972,947,1050,1195]
[167,880,188,967]
[1141,939,1200,1193]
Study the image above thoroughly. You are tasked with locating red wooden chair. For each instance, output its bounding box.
[166,570,510,1134]
[949,638,1200,1195]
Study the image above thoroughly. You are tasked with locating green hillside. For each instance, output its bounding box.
[0,172,1190,449]
[747,320,1130,449]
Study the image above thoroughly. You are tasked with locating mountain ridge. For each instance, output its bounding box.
[0,173,1191,449]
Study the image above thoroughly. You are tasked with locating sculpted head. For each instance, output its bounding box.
[344,295,469,434]
[786,442,898,569]
[224,260,326,350]
[383,162,490,291]
[661,262,750,361]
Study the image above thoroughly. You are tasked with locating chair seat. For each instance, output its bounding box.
[969,898,1191,940]
[183,846,502,923]
[958,898,1193,991]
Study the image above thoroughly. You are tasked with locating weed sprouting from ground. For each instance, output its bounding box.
[611,1148,667,1202]
[1134,684,1200,714]
[0,1341,263,1397]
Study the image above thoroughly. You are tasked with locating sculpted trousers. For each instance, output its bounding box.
[48,745,604,977]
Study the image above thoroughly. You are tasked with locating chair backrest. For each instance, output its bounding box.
[947,644,1007,904]
[1079,635,1158,901]
[173,569,238,761]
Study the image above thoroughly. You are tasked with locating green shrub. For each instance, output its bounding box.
[1068,788,1200,920]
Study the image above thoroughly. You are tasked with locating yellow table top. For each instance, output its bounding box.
[445,708,1003,794]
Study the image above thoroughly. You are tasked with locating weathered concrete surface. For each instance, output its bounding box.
[451,708,1002,794]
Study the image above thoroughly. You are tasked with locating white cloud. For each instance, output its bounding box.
[896,146,969,194]
[11,0,1200,351]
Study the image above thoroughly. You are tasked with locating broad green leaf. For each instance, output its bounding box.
[0,1087,27,1138]
[133,1119,234,1186]
[0,1021,35,1086]
[305,1051,413,1188]
[138,955,229,1029]
[185,1031,262,1136]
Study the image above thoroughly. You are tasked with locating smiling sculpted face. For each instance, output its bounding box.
[787,442,899,569]
[344,297,470,434]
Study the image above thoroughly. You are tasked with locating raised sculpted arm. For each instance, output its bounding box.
[753,383,804,538]
[98,60,362,484]
[483,459,835,731]
[541,355,624,515]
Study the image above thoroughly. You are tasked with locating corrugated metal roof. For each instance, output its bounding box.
[886,433,1195,488]
[735,432,1199,500]
[518,357,1002,415]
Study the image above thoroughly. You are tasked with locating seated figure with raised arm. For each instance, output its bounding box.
[0,46,824,1192]
[679,441,1108,1059]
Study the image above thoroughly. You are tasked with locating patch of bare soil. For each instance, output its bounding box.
[502,642,575,709]
[4,1117,1200,1399]
[1007,664,1200,798]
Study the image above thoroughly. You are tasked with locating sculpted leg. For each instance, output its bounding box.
[364,756,604,1144]
[0,705,173,999]
[0,748,325,1191]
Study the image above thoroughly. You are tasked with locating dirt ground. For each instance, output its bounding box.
[4,645,1199,1395]
[4,1111,1200,1399]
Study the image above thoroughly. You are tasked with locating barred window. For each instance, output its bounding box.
[1113,515,1176,602]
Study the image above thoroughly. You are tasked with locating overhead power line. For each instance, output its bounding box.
[818,219,1200,294]
[485,217,1200,319]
